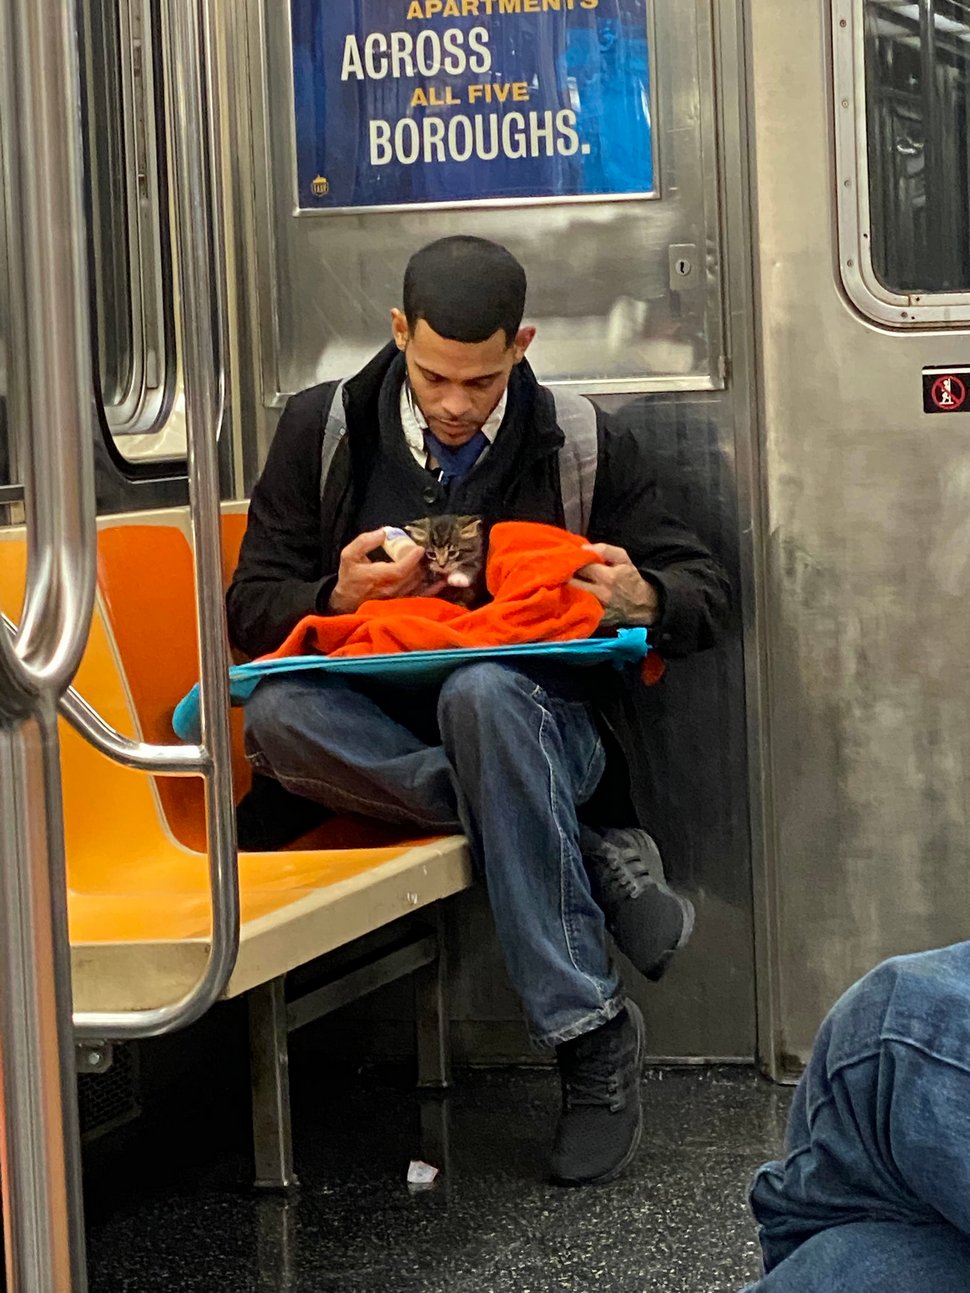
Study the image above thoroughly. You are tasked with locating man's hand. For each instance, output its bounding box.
[569,543,660,628]
[328,529,443,615]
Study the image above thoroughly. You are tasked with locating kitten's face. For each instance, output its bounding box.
[406,515,483,576]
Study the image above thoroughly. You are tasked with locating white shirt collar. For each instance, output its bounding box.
[400,382,507,465]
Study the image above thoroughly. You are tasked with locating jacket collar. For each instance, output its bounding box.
[342,342,565,461]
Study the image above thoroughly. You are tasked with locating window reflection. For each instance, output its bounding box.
[0,168,10,494]
[864,0,970,294]
[84,0,133,411]
[79,0,174,444]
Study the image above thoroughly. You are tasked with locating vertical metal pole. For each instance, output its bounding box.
[0,0,96,690]
[0,704,87,1292]
[0,0,99,1280]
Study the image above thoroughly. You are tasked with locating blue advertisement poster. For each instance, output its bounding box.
[290,0,655,210]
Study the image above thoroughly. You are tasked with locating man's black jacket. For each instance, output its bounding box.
[227,343,731,834]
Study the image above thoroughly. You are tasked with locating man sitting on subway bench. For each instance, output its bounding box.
[227,236,729,1187]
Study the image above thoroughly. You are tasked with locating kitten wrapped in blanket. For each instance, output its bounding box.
[400,514,486,608]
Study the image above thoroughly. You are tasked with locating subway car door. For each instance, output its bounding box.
[215,0,759,1065]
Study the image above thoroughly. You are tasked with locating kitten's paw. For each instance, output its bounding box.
[447,573,472,588]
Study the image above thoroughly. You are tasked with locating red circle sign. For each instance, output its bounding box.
[931,375,967,411]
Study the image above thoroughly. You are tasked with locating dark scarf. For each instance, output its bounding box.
[423,427,490,486]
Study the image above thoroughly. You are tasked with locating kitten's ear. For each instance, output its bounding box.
[405,520,430,544]
[459,517,483,539]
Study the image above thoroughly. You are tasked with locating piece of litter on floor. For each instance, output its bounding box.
[407,1160,439,1186]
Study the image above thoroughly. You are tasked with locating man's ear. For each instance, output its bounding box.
[512,325,536,364]
[391,308,409,352]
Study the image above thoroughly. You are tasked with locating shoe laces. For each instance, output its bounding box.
[559,1034,623,1110]
[599,845,652,901]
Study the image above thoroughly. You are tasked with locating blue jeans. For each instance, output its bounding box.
[743,942,970,1292]
[243,663,623,1047]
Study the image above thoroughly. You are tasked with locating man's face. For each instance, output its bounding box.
[391,312,535,447]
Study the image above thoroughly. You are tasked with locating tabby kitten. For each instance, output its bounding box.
[404,514,485,608]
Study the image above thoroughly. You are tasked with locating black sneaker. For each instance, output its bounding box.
[550,1000,644,1186]
[582,828,695,982]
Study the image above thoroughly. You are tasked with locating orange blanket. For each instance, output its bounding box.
[267,521,606,660]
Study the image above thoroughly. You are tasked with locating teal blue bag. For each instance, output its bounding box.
[172,630,650,741]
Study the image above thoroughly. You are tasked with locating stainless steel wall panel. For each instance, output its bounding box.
[749,0,970,1071]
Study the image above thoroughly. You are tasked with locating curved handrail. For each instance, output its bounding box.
[0,0,239,1044]
[73,0,239,1039]
[61,687,208,776]
[0,0,97,711]
[1,615,208,775]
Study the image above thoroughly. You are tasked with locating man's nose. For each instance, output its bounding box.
[440,387,474,420]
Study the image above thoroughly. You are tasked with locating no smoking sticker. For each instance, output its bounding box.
[923,366,970,414]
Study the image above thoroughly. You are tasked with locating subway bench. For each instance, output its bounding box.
[0,505,473,1187]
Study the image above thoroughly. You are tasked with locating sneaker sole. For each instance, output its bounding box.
[551,1000,646,1188]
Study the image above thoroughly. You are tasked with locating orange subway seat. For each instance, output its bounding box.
[95,516,426,855]
[96,520,247,853]
[0,519,462,956]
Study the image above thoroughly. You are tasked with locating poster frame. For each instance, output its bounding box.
[284,0,661,217]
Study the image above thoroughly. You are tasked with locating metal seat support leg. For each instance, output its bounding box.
[249,977,299,1190]
[414,907,453,1090]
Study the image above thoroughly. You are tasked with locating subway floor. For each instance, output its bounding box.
[84,1053,792,1293]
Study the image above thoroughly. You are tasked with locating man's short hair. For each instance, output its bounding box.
[403,236,527,347]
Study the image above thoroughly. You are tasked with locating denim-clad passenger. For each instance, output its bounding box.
[226,236,729,1186]
[742,942,970,1290]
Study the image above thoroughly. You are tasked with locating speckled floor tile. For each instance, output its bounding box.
[85,1065,792,1293]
